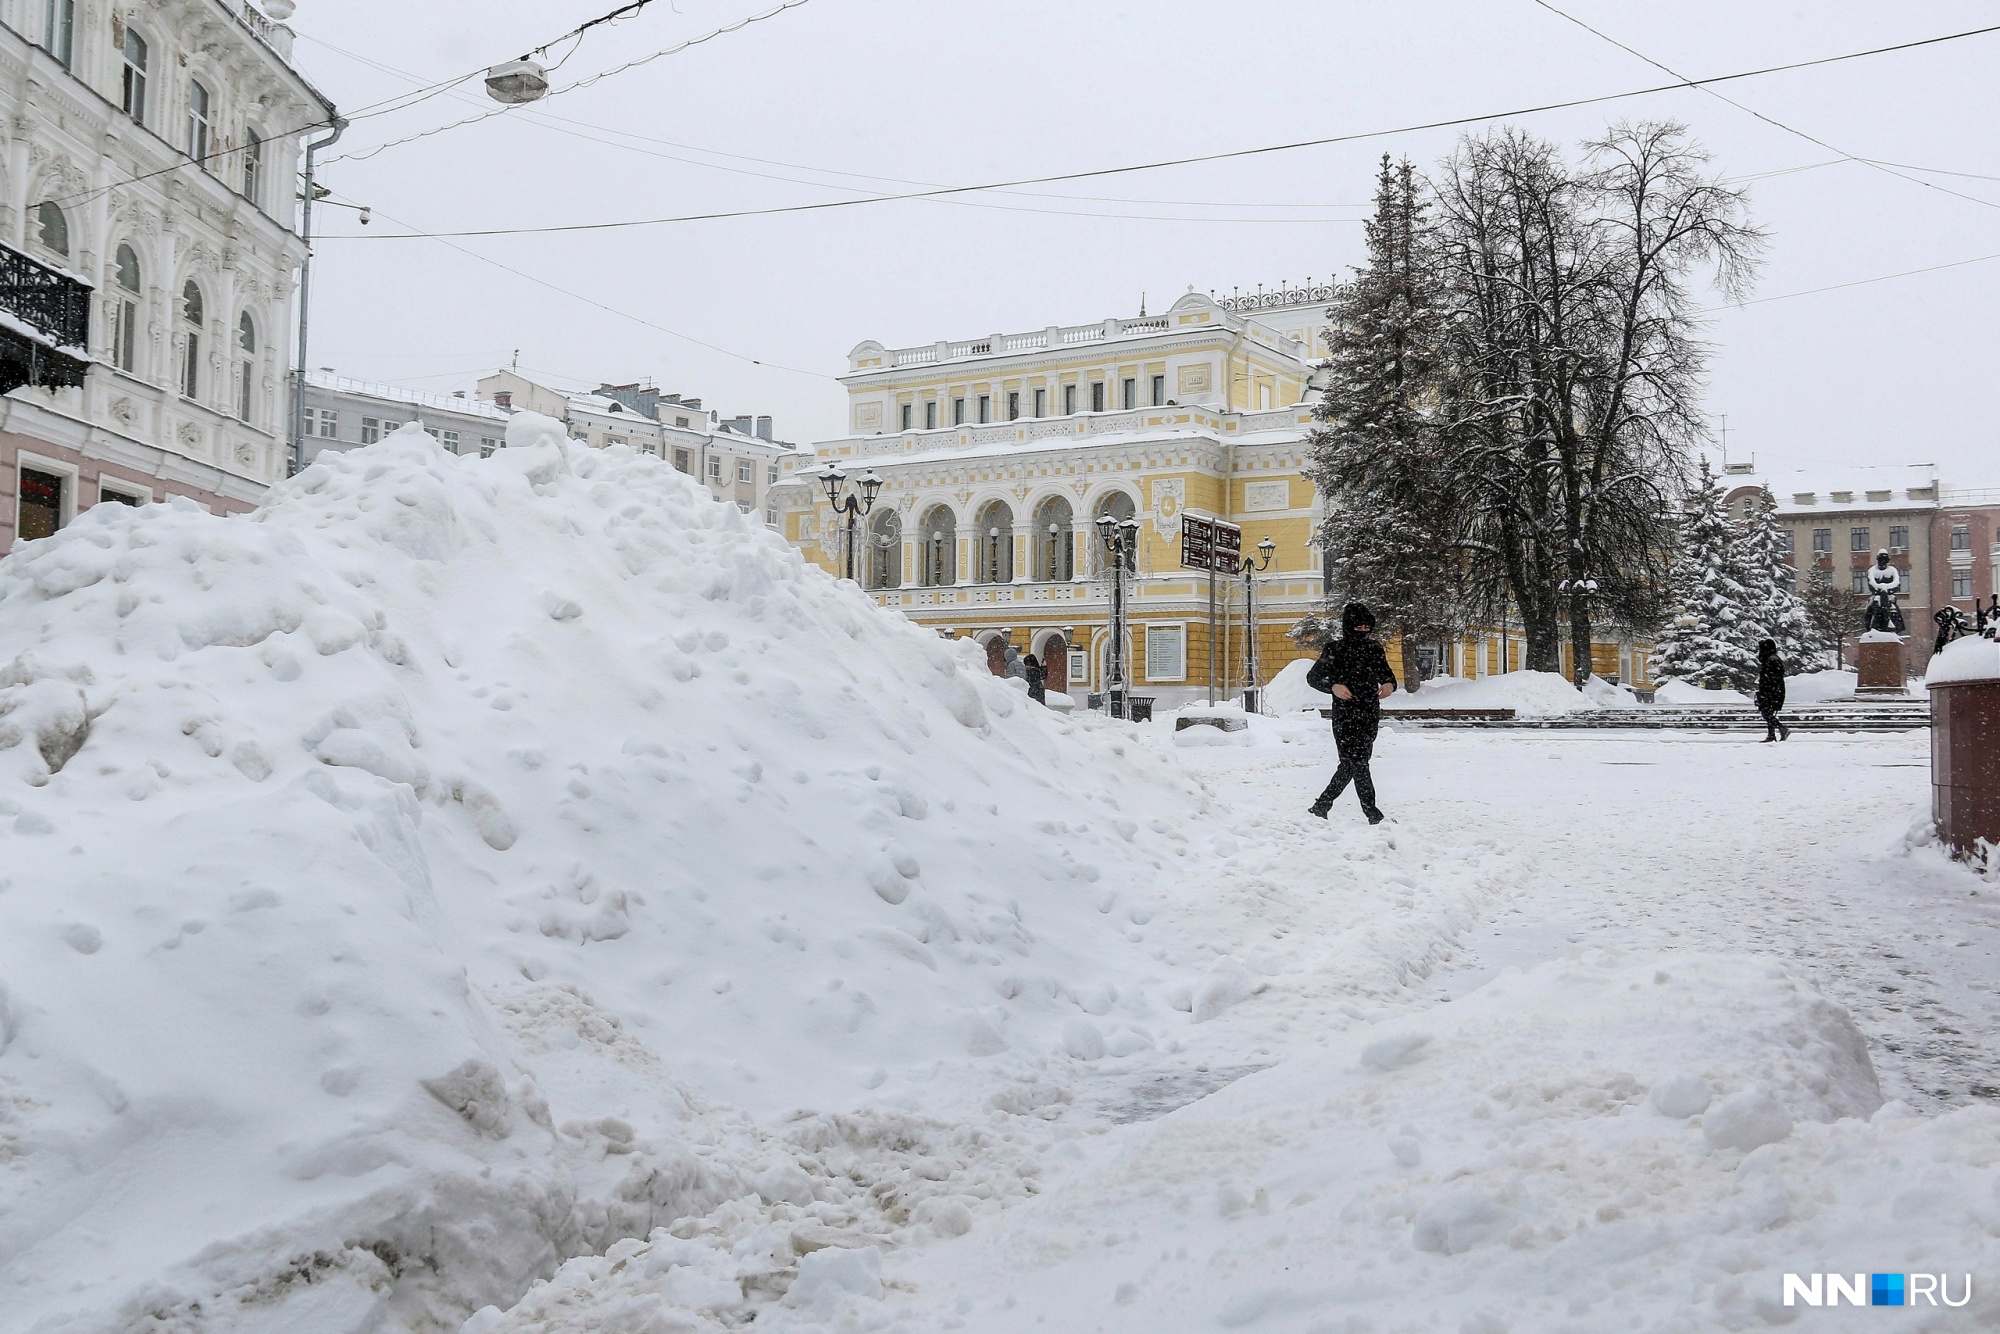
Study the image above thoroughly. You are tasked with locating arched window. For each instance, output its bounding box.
[866,507,902,590]
[121,27,148,125]
[1033,494,1074,582]
[180,281,204,399]
[35,201,69,256]
[1092,490,1138,575]
[917,505,957,587]
[242,129,263,206]
[236,313,256,421]
[112,244,142,374]
[973,499,1014,584]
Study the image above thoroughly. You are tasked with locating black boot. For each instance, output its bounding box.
[1365,806,1386,825]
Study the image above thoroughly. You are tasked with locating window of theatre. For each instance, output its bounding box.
[973,499,1014,584]
[1033,494,1075,581]
[867,507,902,590]
[918,505,957,586]
[1091,490,1137,574]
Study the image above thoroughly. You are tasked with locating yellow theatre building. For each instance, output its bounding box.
[774,288,1339,707]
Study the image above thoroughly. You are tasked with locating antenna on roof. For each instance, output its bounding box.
[511,349,519,373]
[1139,292,1146,317]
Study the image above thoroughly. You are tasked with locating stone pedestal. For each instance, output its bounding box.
[1932,679,2000,858]
[1855,634,1908,695]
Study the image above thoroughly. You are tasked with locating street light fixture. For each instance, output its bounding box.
[1227,537,1279,713]
[819,464,881,582]
[1558,576,1601,688]
[1096,514,1141,719]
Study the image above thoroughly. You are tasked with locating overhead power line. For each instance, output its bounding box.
[322,19,2000,241]
[1527,0,2000,214]
[327,0,818,165]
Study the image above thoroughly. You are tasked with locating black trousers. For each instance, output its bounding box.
[1759,703,1787,739]
[1316,708,1381,812]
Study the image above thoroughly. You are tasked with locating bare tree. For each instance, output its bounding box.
[1428,122,1763,678]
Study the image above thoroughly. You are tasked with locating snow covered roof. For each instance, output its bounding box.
[305,371,512,421]
[1734,465,1941,515]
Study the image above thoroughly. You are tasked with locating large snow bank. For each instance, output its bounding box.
[0,423,1223,1331]
[1654,678,1752,707]
[1787,668,1859,703]
[1927,634,2000,686]
[1382,670,1598,717]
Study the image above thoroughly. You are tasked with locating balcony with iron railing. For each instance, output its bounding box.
[0,239,92,395]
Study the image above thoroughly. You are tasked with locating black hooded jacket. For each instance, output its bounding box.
[1307,603,1399,713]
[1755,646,1786,710]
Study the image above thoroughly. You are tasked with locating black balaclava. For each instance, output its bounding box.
[1342,602,1376,637]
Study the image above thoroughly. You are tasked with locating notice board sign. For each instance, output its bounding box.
[1181,513,1242,572]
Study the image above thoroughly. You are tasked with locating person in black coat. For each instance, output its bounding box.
[1023,652,1047,705]
[1755,637,1790,742]
[1305,602,1400,822]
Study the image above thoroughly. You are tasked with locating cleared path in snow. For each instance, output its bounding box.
[1190,721,2000,1112]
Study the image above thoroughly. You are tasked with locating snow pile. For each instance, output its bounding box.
[1382,670,1599,717]
[1654,678,1752,707]
[1787,668,1859,703]
[1261,658,1323,714]
[0,423,1229,1331]
[1927,634,2000,686]
[809,951,1997,1333]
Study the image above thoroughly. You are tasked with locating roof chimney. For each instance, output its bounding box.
[755,415,774,441]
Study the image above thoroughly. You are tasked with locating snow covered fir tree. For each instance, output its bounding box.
[1655,461,1816,689]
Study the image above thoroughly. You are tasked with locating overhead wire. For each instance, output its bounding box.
[1527,0,2000,214]
[327,0,818,165]
[323,193,835,380]
[318,20,2000,240]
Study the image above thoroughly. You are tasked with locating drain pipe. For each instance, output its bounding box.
[290,117,348,476]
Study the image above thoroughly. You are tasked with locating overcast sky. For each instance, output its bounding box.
[292,0,1999,481]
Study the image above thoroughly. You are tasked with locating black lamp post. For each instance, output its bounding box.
[1558,576,1600,688]
[1095,513,1141,719]
[818,463,882,582]
[1229,537,1278,713]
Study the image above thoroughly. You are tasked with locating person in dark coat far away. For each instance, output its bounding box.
[1755,637,1790,742]
[1023,652,1047,705]
[1305,602,1400,823]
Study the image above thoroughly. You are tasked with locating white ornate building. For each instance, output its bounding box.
[0,0,331,546]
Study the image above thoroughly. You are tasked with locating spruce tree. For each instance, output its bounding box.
[1306,155,1470,685]
[1732,485,1813,670]
[1653,459,1760,689]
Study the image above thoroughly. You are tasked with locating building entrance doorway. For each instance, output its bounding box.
[1036,631,1069,694]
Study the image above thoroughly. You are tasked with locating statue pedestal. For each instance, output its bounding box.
[1856,633,1908,695]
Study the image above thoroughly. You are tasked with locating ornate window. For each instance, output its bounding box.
[236,313,256,421]
[867,507,902,590]
[188,80,212,165]
[35,201,69,257]
[973,500,1014,584]
[122,28,149,125]
[44,0,75,67]
[243,130,264,206]
[180,281,204,399]
[113,244,142,374]
[1033,495,1074,581]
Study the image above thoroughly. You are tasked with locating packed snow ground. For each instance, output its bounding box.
[2,429,1994,1332]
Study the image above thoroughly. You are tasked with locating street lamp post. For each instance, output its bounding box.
[818,464,882,583]
[1230,537,1278,713]
[1558,576,1600,689]
[1095,513,1140,719]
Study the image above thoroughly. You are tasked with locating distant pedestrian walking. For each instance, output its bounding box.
[1755,637,1790,742]
[1002,645,1027,681]
[1305,602,1399,823]
[1023,652,1047,704]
